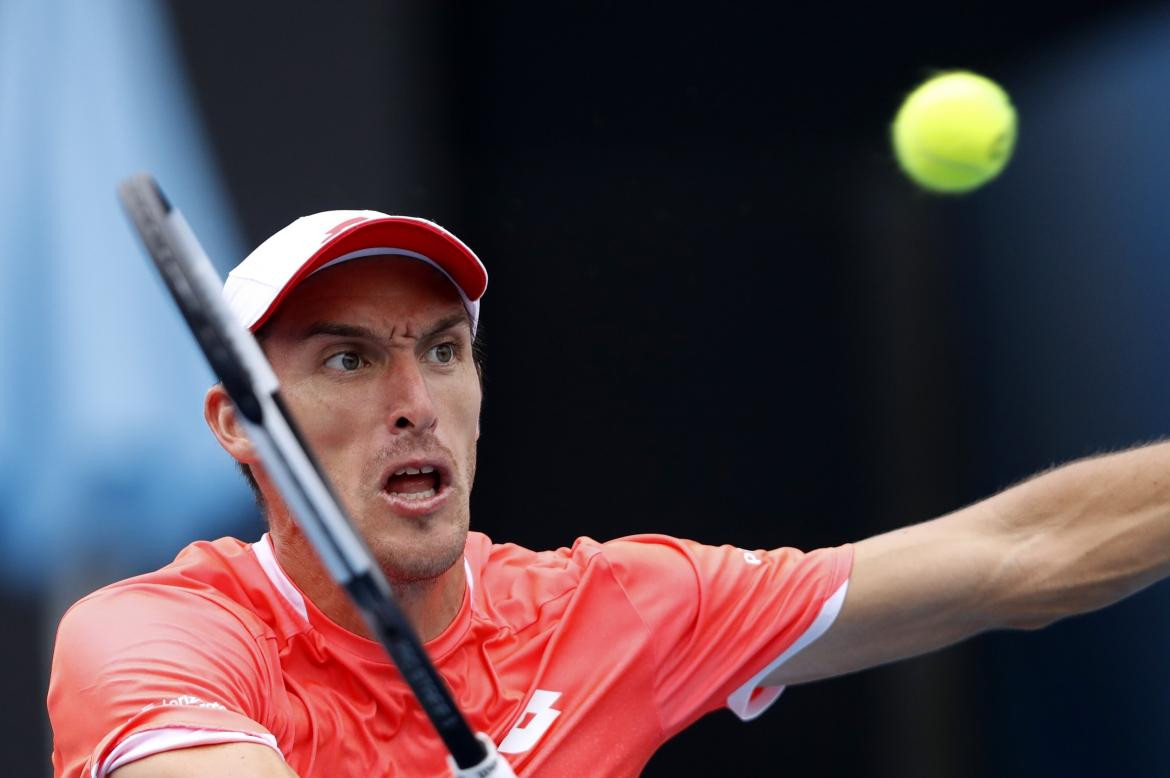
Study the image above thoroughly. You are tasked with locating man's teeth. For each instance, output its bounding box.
[393,465,436,476]
[388,488,436,501]
[386,465,438,500]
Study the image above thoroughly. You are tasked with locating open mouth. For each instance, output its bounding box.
[383,464,444,502]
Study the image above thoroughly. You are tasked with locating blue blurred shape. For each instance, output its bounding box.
[0,0,254,588]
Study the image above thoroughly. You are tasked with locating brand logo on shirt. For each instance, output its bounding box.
[739,549,763,565]
[498,689,562,754]
[139,694,228,713]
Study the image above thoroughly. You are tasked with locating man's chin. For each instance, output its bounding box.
[380,551,463,584]
[368,524,469,584]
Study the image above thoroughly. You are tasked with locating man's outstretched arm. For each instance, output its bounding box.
[768,440,1170,685]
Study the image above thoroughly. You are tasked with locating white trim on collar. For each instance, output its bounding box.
[250,534,308,622]
[251,533,475,623]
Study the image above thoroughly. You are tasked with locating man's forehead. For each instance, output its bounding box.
[296,311,473,343]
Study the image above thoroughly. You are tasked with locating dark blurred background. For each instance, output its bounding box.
[6,1,1170,774]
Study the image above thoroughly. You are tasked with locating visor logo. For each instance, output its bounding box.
[322,216,368,243]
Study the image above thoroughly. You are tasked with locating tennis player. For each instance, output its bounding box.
[47,212,1170,777]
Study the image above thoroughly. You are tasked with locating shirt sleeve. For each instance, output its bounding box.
[598,535,853,734]
[48,583,285,778]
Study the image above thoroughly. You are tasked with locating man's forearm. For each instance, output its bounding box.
[984,439,1170,629]
[769,440,1170,687]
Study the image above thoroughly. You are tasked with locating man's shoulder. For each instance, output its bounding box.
[83,534,255,593]
[467,532,692,619]
[472,531,605,575]
[60,535,275,645]
[48,537,287,776]
[472,531,693,572]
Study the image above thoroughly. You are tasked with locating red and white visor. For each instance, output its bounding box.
[223,210,488,334]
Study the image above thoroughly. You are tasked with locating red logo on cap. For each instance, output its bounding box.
[323,217,368,244]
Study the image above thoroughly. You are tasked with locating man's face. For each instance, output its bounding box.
[260,258,482,583]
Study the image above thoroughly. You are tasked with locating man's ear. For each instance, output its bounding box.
[204,384,257,465]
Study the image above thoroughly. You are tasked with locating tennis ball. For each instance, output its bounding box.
[891,71,1017,193]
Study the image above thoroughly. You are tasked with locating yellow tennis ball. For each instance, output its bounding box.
[891,71,1017,193]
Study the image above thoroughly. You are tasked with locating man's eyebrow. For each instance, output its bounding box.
[424,313,473,339]
[303,322,380,341]
[302,314,471,342]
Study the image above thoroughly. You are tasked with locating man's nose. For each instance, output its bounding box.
[383,359,438,433]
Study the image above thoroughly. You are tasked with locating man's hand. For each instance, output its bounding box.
[766,441,1170,686]
[110,742,297,778]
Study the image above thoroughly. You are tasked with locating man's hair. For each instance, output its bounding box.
[236,321,486,511]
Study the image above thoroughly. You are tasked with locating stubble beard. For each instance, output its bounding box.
[374,507,470,584]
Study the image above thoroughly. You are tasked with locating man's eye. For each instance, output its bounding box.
[324,351,365,371]
[428,343,456,364]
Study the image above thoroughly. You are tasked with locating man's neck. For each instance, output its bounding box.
[268,525,466,643]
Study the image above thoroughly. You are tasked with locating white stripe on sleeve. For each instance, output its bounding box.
[94,727,283,778]
[725,579,849,721]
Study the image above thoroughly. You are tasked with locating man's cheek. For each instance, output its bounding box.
[300,395,362,445]
[299,414,365,490]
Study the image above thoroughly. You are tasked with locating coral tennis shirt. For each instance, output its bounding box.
[49,532,852,777]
